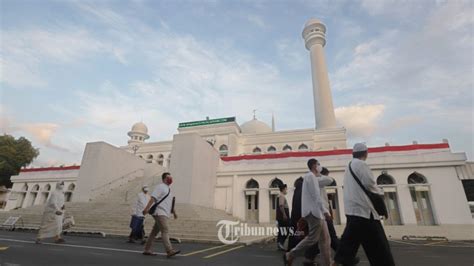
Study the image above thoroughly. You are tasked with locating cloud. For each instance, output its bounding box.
[335,104,385,138]
[276,38,307,70]
[245,14,267,29]
[0,25,125,89]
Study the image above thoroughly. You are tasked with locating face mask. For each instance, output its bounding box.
[316,165,323,173]
[165,177,173,185]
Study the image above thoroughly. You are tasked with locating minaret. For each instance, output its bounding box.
[302,19,337,129]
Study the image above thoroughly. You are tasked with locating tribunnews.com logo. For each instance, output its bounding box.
[216,220,303,245]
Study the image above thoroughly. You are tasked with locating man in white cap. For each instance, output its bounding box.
[333,143,395,266]
[128,185,150,244]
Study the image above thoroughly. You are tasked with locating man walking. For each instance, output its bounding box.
[333,143,395,266]
[284,159,331,266]
[36,181,66,244]
[128,185,150,244]
[142,172,180,258]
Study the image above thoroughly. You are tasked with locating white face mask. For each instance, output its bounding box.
[316,165,323,173]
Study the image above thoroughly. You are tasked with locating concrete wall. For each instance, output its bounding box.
[170,133,219,208]
[74,142,146,202]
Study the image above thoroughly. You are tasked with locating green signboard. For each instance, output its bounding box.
[179,117,236,128]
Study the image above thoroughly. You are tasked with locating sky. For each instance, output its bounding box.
[0,0,473,166]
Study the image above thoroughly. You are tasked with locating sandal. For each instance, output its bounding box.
[142,251,157,256]
[166,249,181,258]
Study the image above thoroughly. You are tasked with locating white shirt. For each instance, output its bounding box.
[316,175,334,215]
[301,171,326,219]
[132,192,150,217]
[343,158,384,220]
[150,183,173,217]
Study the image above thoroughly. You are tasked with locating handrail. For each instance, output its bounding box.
[91,169,144,194]
[123,169,165,202]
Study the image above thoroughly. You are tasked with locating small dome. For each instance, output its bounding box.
[240,118,272,134]
[131,122,148,134]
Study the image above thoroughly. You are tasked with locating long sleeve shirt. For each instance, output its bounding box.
[301,171,325,219]
[343,158,384,219]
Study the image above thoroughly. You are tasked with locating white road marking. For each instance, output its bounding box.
[0,237,184,256]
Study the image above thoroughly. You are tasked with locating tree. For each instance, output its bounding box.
[0,135,39,187]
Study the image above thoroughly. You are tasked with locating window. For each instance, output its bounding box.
[377,174,395,185]
[270,178,283,189]
[267,146,276,153]
[246,179,259,189]
[283,145,292,152]
[157,154,164,166]
[253,147,262,154]
[298,144,308,150]
[219,145,229,157]
[408,172,427,184]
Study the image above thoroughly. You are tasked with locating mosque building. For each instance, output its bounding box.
[4,19,473,239]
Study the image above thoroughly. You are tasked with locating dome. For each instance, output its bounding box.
[240,118,272,134]
[130,122,148,134]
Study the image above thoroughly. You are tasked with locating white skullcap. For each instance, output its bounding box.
[353,143,368,152]
[142,185,149,191]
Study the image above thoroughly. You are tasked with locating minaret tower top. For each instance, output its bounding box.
[302,19,327,49]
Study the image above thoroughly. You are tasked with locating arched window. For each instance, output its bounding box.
[32,185,40,192]
[68,184,76,191]
[329,179,337,186]
[283,145,292,152]
[157,154,164,166]
[246,179,259,189]
[167,154,171,167]
[43,184,51,191]
[298,144,308,150]
[270,178,284,189]
[408,172,427,184]
[219,145,229,157]
[253,147,262,154]
[22,184,29,191]
[139,155,143,158]
[267,146,276,153]
[377,173,395,185]
[146,154,153,164]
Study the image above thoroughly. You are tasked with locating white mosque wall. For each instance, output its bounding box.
[74,141,146,202]
[5,167,79,211]
[170,133,219,208]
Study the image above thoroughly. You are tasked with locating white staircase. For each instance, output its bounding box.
[0,174,239,243]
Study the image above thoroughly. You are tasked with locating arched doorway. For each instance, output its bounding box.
[16,184,28,208]
[325,179,341,225]
[40,184,51,204]
[377,173,401,225]
[408,172,435,225]
[269,178,284,221]
[244,179,259,223]
[157,154,164,166]
[65,184,75,202]
[27,184,40,207]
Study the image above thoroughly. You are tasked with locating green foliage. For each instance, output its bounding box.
[0,135,39,187]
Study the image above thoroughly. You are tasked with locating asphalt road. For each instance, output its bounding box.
[0,231,473,265]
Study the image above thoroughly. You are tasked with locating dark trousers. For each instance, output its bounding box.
[277,219,289,245]
[305,218,340,259]
[129,215,145,240]
[334,215,395,266]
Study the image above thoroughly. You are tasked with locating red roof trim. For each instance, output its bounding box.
[221,143,450,162]
[21,165,81,173]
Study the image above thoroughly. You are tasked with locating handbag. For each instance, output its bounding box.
[349,162,388,219]
[148,188,171,215]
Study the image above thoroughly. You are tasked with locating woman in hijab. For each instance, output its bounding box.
[287,177,304,251]
[36,181,66,244]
